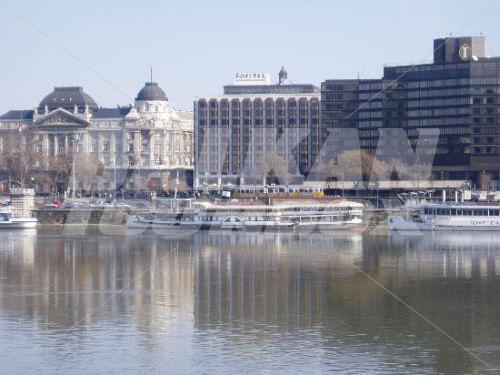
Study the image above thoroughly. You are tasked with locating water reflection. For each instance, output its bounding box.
[0,230,499,374]
[0,234,195,330]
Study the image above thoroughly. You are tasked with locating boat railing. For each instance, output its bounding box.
[7,211,34,219]
[419,201,500,207]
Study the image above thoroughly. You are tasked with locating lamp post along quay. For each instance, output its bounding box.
[69,134,78,199]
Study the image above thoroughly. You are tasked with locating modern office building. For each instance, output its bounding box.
[321,36,500,183]
[194,68,320,190]
[0,81,193,193]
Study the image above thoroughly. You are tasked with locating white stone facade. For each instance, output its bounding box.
[0,83,193,193]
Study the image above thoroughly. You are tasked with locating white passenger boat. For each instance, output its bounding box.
[0,210,37,229]
[127,198,364,231]
[126,211,197,230]
[388,203,500,231]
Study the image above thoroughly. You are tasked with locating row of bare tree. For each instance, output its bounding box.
[0,130,428,193]
[0,132,189,193]
[243,151,427,186]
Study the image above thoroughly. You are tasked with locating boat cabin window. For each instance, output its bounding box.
[491,210,500,216]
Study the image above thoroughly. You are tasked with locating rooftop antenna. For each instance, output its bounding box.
[150,65,153,83]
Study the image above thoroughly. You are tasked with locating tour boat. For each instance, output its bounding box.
[0,210,38,229]
[127,198,364,231]
[126,211,197,230]
[388,202,500,231]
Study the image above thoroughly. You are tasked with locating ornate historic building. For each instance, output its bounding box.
[0,82,193,193]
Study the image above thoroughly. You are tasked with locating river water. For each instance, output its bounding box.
[0,229,499,374]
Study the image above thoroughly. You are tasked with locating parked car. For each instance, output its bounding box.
[115,202,131,209]
[136,202,151,209]
[45,200,62,208]
[63,201,78,209]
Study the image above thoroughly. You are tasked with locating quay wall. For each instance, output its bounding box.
[34,208,132,225]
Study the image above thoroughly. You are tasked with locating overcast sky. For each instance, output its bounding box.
[1,0,499,113]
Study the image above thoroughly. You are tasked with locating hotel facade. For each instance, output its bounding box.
[194,68,320,190]
[0,82,193,194]
[321,36,500,185]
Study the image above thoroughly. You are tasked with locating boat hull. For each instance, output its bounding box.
[127,215,362,232]
[388,215,500,231]
[0,219,37,229]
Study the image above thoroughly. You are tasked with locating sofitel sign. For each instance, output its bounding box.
[234,72,270,85]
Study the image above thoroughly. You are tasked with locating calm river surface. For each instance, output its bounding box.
[0,229,500,374]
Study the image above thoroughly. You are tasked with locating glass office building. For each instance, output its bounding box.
[321,36,500,183]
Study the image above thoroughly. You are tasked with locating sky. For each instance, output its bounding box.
[1,0,499,114]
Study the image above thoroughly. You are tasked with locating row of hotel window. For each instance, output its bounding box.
[407,97,489,107]
[201,99,319,107]
[357,107,484,119]
[329,87,493,101]
[423,208,500,216]
[406,77,500,88]
[358,120,467,129]
[408,88,498,98]
[408,108,471,117]
[326,78,499,93]
[359,128,470,138]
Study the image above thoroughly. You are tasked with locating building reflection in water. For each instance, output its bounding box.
[192,231,500,373]
[0,232,195,334]
[0,230,499,373]
[388,231,500,279]
[193,231,363,330]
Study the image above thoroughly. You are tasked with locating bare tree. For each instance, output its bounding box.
[321,150,387,182]
[0,131,36,188]
[161,172,171,191]
[46,154,72,192]
[68,153,100,194]
[386,159,412,181]
[255,154,293,189]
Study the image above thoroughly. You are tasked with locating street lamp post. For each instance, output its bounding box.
[157,160,161,196]
[368,181,379,209]
[69,134,78,199]
[18,126,24,188]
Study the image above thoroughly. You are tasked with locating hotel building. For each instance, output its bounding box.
[194,68,320,190]
[321,36,500,184]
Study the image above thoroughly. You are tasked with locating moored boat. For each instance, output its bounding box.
[389,202,500,231]
[0,210,37,229]
[127,198,364,231]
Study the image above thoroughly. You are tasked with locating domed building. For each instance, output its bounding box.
[0,81,193,194]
